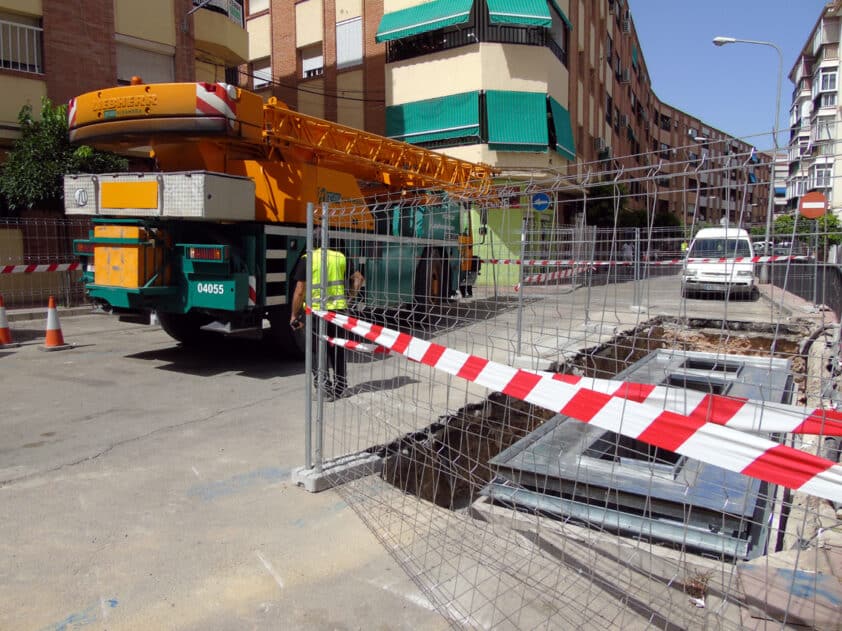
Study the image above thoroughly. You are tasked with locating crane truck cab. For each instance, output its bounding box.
[681,227,757,299]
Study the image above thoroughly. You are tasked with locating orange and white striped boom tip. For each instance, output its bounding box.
[308,307,842,504]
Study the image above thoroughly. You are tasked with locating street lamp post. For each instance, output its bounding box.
[713,36,783,283]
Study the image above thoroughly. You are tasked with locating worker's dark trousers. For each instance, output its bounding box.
[311,316,347,396]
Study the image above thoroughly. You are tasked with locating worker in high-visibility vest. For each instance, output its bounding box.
[290,245,363,400]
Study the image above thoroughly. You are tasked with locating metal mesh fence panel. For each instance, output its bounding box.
[299,143,842,630]
[0,216,91,308]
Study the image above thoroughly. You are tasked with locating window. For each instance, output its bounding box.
[820,92,837,108]
[605,94,613,124]
[301,44,324,79]
[812,165,832,189]
[248,0,269,14]
[820,69,837,92]
[659,142,670,159]
[815,116,834,141]
[688,127,698,139]
[336,17,363,70]
[116,42,174,84]
[252,57,271,89]
[789,177,807,198]
[606,34,613,61]
[659,113,671,131]
[485,91,548,152]
[386,92,479,147]
[0,12,43,74]
[548,8,568,67]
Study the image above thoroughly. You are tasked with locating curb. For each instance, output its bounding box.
[6,306,94,323]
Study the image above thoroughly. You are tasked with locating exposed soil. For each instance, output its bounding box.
[381,317,819,508]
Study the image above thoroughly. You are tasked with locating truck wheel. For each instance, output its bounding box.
[267,306,306,360]
[414,250,445,306]
[157,312,213,346]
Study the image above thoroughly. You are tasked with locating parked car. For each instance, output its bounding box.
[681,227,757,299]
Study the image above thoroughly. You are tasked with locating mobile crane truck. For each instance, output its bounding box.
[64,80,495,355]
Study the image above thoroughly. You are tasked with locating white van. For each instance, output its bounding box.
[681,227,756,298]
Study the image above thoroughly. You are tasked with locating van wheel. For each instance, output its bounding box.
[750,286,760,301]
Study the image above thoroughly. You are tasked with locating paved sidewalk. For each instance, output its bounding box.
[5,304,93,323]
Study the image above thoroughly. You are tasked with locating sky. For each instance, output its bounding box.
[626,0,829,148]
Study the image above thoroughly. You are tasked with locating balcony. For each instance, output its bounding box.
[193,0,248,66]
[0,19,43,74]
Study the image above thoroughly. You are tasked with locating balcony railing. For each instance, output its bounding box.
[0,19,43,74]
[193,0,243,28]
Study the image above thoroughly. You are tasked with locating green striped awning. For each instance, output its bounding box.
[549,97,575,159]
[386,92,480,145]
[487,0,551,27]
[486,91,548,152]
[375,0,473,43]
[549,0,573,30]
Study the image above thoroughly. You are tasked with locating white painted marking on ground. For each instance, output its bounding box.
[191,466,201,479]
[100,596,109,620]
[372,579,489,629]
[255,551,284,589]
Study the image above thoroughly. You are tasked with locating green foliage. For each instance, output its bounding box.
[584,182,680,228]
[0,98,128,214]
[771,213,842,246]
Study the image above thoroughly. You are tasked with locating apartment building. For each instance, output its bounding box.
[250,0,768,227]
[0,0,248,157]
[787,1,841,217]
[245,0,384,134]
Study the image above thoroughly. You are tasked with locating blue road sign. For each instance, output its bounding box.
[532,192,551,212]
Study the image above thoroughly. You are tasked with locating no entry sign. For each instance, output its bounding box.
[799,190,828,219]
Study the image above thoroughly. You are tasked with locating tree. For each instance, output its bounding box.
[0,98,128,214]
[771,212,842,247]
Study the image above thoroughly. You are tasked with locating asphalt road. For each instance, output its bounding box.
[0,314,448,631]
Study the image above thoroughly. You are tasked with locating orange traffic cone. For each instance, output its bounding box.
[40,296,71,351]
[0,294,19,348]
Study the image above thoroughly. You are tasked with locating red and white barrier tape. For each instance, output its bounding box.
[324,335,391,355]
[309,308,842,503]
[535,371,842,437]
[515,267,591,292]
[483,255,811,268]
[328,329,842,437]
[1,263,82,274]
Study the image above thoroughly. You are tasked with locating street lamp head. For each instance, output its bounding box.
[712,36,737,47]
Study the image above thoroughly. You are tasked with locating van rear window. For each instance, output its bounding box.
[688,238,751,258]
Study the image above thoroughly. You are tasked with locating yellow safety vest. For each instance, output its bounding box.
[307,249,348,310]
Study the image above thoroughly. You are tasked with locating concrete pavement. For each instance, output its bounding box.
[0,314,449,631]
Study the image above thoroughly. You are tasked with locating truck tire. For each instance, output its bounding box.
[414,249,445,306]
[157,312,213,346]
[267,305,306,360]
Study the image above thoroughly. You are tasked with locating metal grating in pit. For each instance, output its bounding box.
[483,350,794,559]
